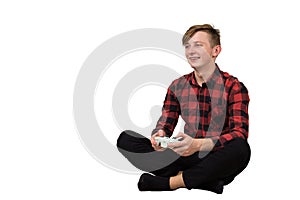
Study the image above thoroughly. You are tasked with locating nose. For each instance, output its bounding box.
[186,46,196,56]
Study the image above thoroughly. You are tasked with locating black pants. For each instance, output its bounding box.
[117,130,251,189]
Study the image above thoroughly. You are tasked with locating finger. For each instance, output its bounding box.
[157,130,165,137]
[150,138,157,146]
[172,147,185,155]
[177,132,185,136]
[180,152,189,157]
[167,141,183,148]
[151,133,160,145]
[175,132,185,139]
[152,144,158,150]
[156,148,166,152]
[153,145,165,152]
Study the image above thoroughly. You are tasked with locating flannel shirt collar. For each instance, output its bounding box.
[190,64,222,87]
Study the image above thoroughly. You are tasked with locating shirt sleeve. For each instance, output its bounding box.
[152,86,181,137]
[212,80,250,150]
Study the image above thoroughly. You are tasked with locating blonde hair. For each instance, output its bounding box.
[182,24,221,47]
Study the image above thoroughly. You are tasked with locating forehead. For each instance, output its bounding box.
[187,31,210,44]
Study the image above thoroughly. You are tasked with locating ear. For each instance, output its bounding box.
[212,45,222,57]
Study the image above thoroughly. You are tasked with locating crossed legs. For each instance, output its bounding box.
[117,130,250,193]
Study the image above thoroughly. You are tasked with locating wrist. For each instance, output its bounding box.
[192,139,202,152]
[199,138,214,151]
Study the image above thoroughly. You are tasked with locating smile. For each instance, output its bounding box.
[188,56,200,60]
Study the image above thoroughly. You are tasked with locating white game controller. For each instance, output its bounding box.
[154,136,183,148]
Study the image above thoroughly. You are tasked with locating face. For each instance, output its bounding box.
[184,31,220,70]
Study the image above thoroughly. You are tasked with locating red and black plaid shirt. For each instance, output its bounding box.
[152,65,250,150]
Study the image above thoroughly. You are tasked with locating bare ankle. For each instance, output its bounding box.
[177,171,183,175]
[169,173,186,190]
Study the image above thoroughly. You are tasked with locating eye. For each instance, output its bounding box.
[184,45,190,49]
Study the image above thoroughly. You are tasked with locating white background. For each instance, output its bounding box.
[1,0,299,199]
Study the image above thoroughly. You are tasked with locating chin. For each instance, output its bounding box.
[191,65,202,70]
[189,63,198,69]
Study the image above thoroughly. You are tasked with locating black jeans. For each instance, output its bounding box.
[117,130,251,189]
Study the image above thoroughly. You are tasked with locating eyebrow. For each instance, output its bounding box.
[192,40,206,44]
[184,41,205,45]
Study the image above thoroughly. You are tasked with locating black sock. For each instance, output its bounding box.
[196,180,224,194]
[138,173,172,191]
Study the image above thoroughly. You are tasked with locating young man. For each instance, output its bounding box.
[117,24,251,194]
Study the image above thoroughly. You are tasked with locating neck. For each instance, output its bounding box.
[194,63,216,86]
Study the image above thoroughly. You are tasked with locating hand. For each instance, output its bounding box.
[168,132,215,156]
[150,130,166,151]
[167,132,199,156]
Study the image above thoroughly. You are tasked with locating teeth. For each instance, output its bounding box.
[189,57,200,59]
